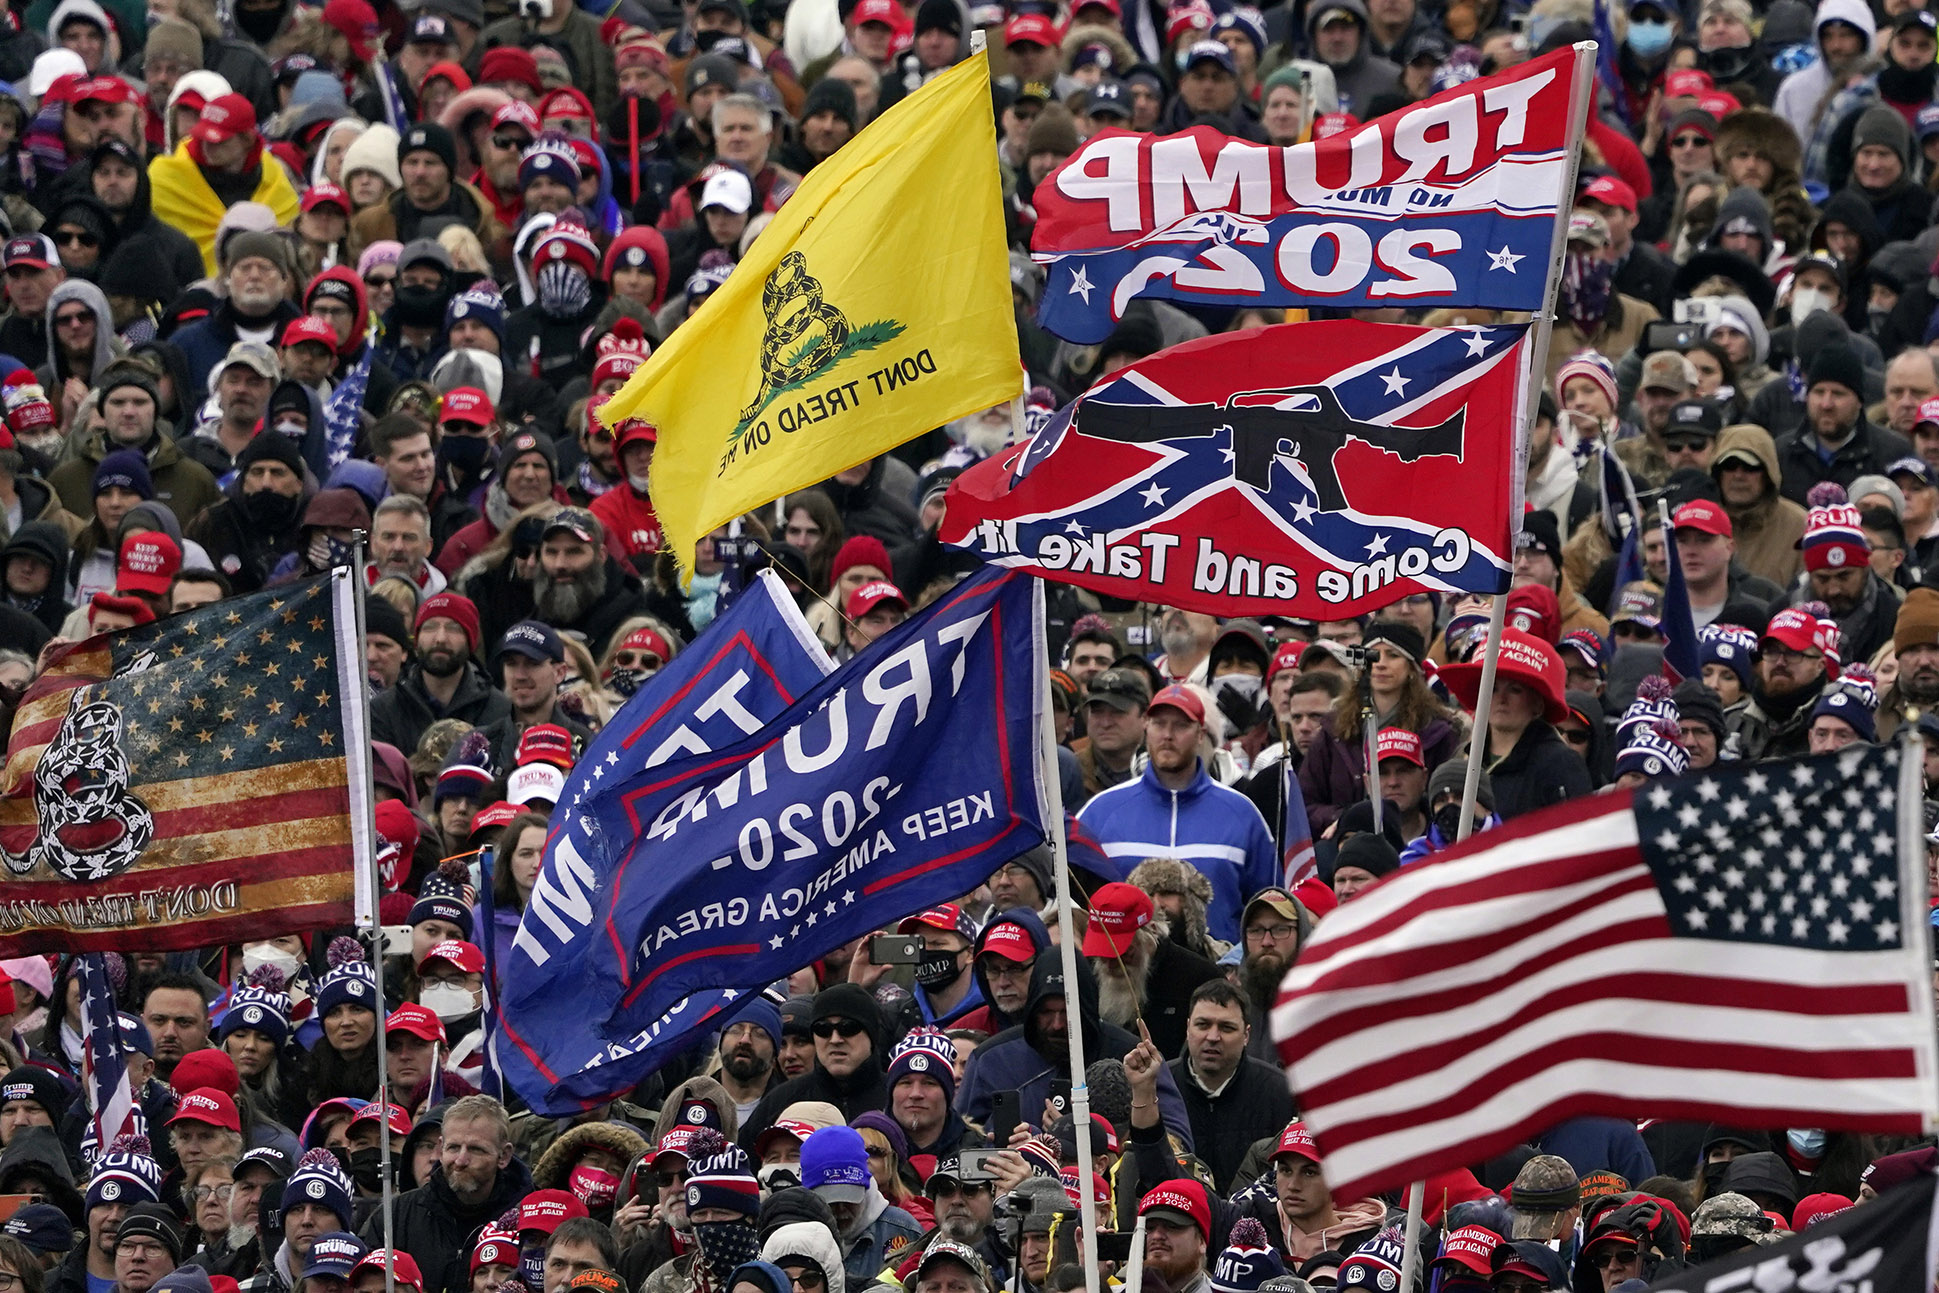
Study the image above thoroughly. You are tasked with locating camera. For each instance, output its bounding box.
[869,933,922,964]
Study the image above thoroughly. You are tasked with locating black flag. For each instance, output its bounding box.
[1646,1176,1937,1291]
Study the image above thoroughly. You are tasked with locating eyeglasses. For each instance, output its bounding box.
[190,1184,235,1203]
[928,1180,993,1199]
[812,1018,864,1039]
[54,311,91,327]
[785,1271,824,1292]
[1245,922,1297,942]
[364,273,396,288]
[1671,133,1709,149]
[1560,727,1592,747]
[54,230,97,247]
[0,1270,22,1293]
[1759,643,1821,663]
[118,1240,169,1258]
[654,1168,687,1189]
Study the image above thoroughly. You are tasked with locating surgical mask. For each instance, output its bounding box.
[308,534,356,570]
[419,983,478,1022]
[1790,287,1834,327]
[1626,19,1673,55]
[914,949,965,991]
[1787,1128,1827,1158]
[568,1164,619,1208]
[241,943,301,980]
[627,472,652,492]
[519,1246,545,1292]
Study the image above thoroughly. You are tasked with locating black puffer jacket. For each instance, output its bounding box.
[1486,722,1593,820]
[363,1157,534,1293]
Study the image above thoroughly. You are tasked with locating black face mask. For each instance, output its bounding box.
[438,435,494,492]
[393,282,450,328]
[604,94,663,147]
[1878,60,1938,105]
[240,487,302,531]
[1701,1158,1729,1195]
[347,1146,389,1193]
[233,0,287,44]
[1433,802,1470,840]
[914,949,964,991]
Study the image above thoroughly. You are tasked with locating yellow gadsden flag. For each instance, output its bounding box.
[602,51,1018,569]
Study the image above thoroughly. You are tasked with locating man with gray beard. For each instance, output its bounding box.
[526,507,648,656]
[168,230,303,393]
[1154,607,1218,684]
[1083,883,1220,1060]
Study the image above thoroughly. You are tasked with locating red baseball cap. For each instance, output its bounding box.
[192,93,258,145]
[1915,396,1939,433]
[281,315,339,352]
[1696,89,1739,118]
[1004,12,1059,44]
[1265,641,1304,683]
[386,1003,446,1044]
[1147,683,1205,726]
[169,1088,241,1132]
[979,920,1037,964]
[1082,881,1153,956]
[348,1102,413,1136]
[417,940,485,975]
[1273,1121,1319,1163]
[353,1251,422,1292]
[75,75,136,106]
[846,579,907,620]
[1312,111,1358,139]
[1137,1179,1211,1241]
[899,903,972,940]
[302,182,349,214]
[1662,68,1712,98]
[852,0,900,25]
[1434,1225,1501,1275]
[614,418,658,450]
[1579,174,1637,214]
[441,387,494,427]
[515,722,575,770]
[118,531,181,596]
[1762,607,1821,656]
[1375,727,1424,767]
[468,801,519,838]
[518,1189,589,1235]
[491,100,540,134]
[1673,498,1732,538]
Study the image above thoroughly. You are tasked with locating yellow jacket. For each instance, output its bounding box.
[148,143,301,277]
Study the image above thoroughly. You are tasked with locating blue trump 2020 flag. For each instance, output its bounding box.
[498,567,1050,1111]
[494,569,834,1111]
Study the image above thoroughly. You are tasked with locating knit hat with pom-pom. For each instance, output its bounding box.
[86,1134,162,1210]
[434,729,494,808]
[1614,717,1688,781]
[1800,483,1869,572]
[314,935,378,1019]
[1616,673,1677,737]
[685,1130,760,1218]
[411,856,473,938]
[281,1147,354,1230]
[591,318,652,389]
[1211,1218,1287,1293]
[219,966,293,1047]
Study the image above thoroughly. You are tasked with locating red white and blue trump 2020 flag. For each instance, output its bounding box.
[1270,742,1939,1202]
[1029,46,1586,344]
[940,319,1525,620]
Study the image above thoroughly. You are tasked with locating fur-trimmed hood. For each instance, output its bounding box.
[651,1074,740,1145]
[1061,21,1137,76]
[1126,856,1217,953]
[531,1119,650,1190]
[1715,107,1802,182]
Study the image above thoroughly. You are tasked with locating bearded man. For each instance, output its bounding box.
[1083,883,1221,1060]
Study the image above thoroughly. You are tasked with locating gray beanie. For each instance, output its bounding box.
[1426,758,1494,811]
[223,229,293,279]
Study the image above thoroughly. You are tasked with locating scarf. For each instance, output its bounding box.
[537,262,592,319]
[576,458,615,499]
[691,1219,761,1289]
[1559,250,1615,331]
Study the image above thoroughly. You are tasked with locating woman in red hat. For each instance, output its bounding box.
[1437,628,1592,819]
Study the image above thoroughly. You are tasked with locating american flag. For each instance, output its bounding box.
[77,953,142,1157]
[1270,742,1939,1201]
[1282,762,1315,887]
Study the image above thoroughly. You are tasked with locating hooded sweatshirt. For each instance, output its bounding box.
[1710,424,1806,587]
[1300,0,1399,116]
[950,906,1051,1036]
[36,279,118,389]
[1773,0,1876,142]
[761,1223,846,1293]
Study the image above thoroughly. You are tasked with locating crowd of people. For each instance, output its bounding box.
[0,0,1934,1287]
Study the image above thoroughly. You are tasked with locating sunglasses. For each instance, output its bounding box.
[1671,133,1709,148]
[54,311,91,327]
[493,133,532,151]
[364,273,396,287]
[812,1018,864,1039]
[1588,1249,1636,1270]
[1663,435,1710,452]
[54,230,97,247]
[612,650,663,669]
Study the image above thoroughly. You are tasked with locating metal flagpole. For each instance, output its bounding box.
[1406,43,1599,1293]
[1034,578,1102,1293]
[348,535,397,1293]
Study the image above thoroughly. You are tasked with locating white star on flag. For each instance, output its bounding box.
[1487,246,1524,272]
[1067,265,1094,303]
[1380,367,1409,395]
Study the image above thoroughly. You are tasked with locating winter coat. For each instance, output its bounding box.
[347,180,506,263]
[170,297,305,397]
[1483,723,1592,820]
[1297,715,1456,833]
[1783,569,1901,666]
[1168,1054,1296,1193]
[1772,0,1876,141]
[185,491,308,595]
[1714,425,1807,589]
[504,292,608,392]
[811,458,919,547]
[34,280,118,391]
[147,141,303,276]
[1536,1116,1659,1185]
[5,477,83,545]
[369,661,514,757]
[1772,417,1915,506]
[1728,678,1825,762]
[739,1061,890,1150]
[1077,760,1278,944]
[1138,936,1223,1061]
[1298,0,1398,116]
[73,148,204,291]
[1544,294,1658,389]
[589,478,666,572]
[956,956,1195,1150]
[47,426,220,525]
[364,1157,534,1293]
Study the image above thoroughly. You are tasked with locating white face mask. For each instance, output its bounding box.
[1790,286,1834,327]
[241,944,301,979]
[274,420,306,439]
[627,472,652,492]
[419,983,478,1022]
